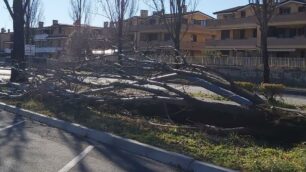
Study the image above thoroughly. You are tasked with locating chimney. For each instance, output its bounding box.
[140,10,148,17]
[104,22,109,28]
[53,20,59,25]
[1,28,6,33]
[182,5,187,13]
[38,21,44,28]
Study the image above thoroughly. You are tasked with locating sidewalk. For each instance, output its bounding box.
[284,87,306,96]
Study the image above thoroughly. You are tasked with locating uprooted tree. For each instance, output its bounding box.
[4,48,305,142]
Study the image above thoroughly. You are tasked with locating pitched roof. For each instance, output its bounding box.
[279,0,306,6]
[214,0,306,15]
[213,5,248,14]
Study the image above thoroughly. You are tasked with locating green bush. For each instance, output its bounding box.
[235,81,257,92]
[259,83,285,102]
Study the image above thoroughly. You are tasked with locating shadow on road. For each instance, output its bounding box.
[0,111,28,169]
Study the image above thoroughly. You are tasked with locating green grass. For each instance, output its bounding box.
[1,97,306,172]
[270,100,298,109]
[190,92,229,101]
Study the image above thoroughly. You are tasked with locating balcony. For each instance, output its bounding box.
[206,16,257,30]
[36,47,63,53]
[268,37,306,49]
[137,41,205,51]
[137,41,173,50]
[181,42,205,51]
[206,38,257,50]
[270,12,306,25]
[206,12,306,29]
[130,24,207,33]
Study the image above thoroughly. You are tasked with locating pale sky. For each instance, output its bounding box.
[0,0,247,30]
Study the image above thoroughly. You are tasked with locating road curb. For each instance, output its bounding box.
[0,102,236,172]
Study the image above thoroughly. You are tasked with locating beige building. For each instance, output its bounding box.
[206,0,306,58]
[0,28,13,55]
[127,9,215,56]
[0,20,106,58]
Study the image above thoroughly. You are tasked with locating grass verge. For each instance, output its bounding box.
[1,97,306,172]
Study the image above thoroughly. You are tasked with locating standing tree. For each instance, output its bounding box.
[150,0,198,57]
[25,0,44,44]
[98,0,138,61]
[250,0,279,83]
[3,0,30,82]
[70,0,92,25]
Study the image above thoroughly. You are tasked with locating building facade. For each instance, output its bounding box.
[0,20,106,58]
[206,0,306,58]
[0,28,13,56]
[127,9,215,56]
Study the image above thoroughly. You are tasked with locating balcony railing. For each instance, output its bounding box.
[206,16,257,29]
[206,38,257,49]
[129,24,206,32]
[207,12,306,29]
[268,37,306,48]
[137,41,205,51]
[206,37,306,49]
[148,56,306,69]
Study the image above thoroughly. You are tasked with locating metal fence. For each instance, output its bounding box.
[184,56,306,69]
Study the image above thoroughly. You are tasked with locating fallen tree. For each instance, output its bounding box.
[2,50,306,142]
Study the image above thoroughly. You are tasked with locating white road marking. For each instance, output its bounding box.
[58,145,94,172]
[0,120,25,132]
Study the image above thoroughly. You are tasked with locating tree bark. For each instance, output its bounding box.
[11,0,28,83]
[261,27,270,83]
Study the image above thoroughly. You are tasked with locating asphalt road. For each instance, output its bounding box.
[0,110,180,172]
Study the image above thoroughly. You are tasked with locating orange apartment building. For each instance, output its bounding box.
[206,0,306,58]
[0,20,106,58]
[34,20,106,57]
[127,9,215,56]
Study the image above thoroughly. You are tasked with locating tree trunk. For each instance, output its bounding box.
[261,29,270,83]
[117,0,124,63]
[25,18,31,44]
[10,0,27,83]
[261,1,270,83]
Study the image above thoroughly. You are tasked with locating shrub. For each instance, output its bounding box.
[235,81,257,92]
[259,83,285,102]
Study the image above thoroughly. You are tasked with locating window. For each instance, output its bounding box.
[297,28,305,36]
[201,20,207,27]
[182,19,188,24]
[192,20,207,27]
[233,29,245,39]
[223,14,235,19]
[164,33,171,41]
[279,8,291,15]
[192,20,201,25]
[221,30,230,40]
[240,11,246,18]
[148,33,158,41]
[192,34,197,42]
[253,29,257,38]
[299,6,306,13]
[149,19,156,25]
